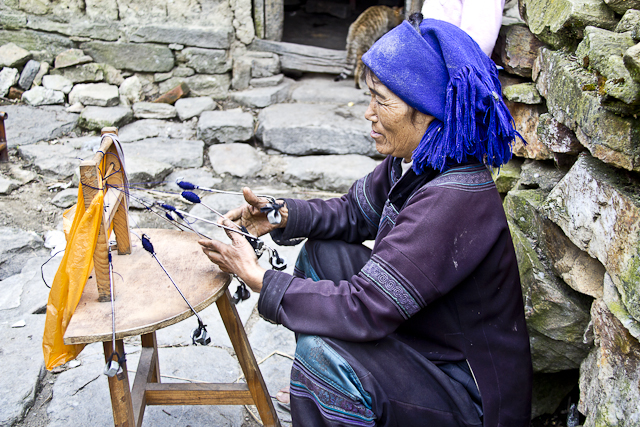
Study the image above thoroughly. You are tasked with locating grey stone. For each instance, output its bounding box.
[604,273,640,341]
[7,165,37,185]
[54,48,93,69]
[536,48,640,171]
[118,119,165,142]
[159,74,231,99]
[495,23,546,78]
[118,75,142,105]
[42,74,73,94]
[492,160,522,194]
[230,0,255,45]
[197,108,253,144]
[516,160,567,193]
[579,299,640,427]
[122,138,204,168]
[231,79,292,108]
[0,30,73,59]
[124,156,173,186]
[617,9,640,41]
[604,0,640,15]
[66,102,84,113]
[18,59,40,90]
[232,55,252,91]
[0,227,43,280]
[153,72,172,83]
[49,63,105,84]
[51,188,78,208]
[250,52,280,77]
[80,41,174,73]
[0,67,19,97]
[168,43,184,50]
[0,273,23,310]
[0,176,20,195]
[519,0,618,49]
[624,42,640,84]
[508,220,593,373]
[251,73,284,88]
[208,143,262,177]
[18,143,92,179]
[25,17,121,42]
[130,25,234,49]
[502,82,542,104]
[22,86,65,106]
[576,27,640,106]
[32,61,49,86]
[290,74,369,105]
[173,66,195,77]
[537,113,584,156]
[180,47,231,74]
[175,96,216,121]
[0,12,27,30]
[544,154,640,323]
[2,104,78,145]
[85,0,118,21]
[132,102,177,119]
[281,154,378,193]
[68,83,120,107]
[257,103,377,156]
[0,42,32,68]
[78,106,133,131]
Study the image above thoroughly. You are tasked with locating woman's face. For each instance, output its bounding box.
[364,74,434,162]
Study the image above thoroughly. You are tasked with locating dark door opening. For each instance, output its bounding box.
[282,0,404,51]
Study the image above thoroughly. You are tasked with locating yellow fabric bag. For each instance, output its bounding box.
[43,184,105,370]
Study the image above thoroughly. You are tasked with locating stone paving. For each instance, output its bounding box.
[0,75,375,426]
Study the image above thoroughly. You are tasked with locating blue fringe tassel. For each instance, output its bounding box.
[412,65,524,174]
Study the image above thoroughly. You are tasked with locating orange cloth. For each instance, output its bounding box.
[42,184,104,370]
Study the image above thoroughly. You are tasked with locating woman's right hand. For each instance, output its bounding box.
[223,187,288,237]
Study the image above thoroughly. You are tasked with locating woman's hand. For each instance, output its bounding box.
[224,187,288,237]
[199,218,266,292]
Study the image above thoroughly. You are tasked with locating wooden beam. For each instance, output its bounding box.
[249,39,347,74]
[103,340,135,427]
[145,383,254,406]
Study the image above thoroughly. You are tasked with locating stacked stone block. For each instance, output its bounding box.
[495,2,640,424]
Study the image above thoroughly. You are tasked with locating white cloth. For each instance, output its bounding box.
[420,0,505,56]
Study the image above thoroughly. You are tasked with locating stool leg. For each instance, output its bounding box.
[217,289,281,427]
[103,340,135,427]
[141,332,160,383]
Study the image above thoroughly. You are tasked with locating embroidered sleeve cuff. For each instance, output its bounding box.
[270,198,312,245]
[258,270,294,323]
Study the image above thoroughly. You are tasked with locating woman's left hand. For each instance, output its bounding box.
[198,218,266,292]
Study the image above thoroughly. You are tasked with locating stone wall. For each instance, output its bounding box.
[496,0,640,423]
[0,0,266,107]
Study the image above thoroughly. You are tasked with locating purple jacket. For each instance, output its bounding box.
[259,156,533,427]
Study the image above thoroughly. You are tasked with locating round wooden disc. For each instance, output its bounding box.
[64,229,231,345]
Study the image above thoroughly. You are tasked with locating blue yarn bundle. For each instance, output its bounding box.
[362,18,522,173]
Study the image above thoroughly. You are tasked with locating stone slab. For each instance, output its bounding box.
[22,86,65,106]
[49,63,105,84]
[18,143,93,180]
[2,105,78,145]
[0,176,20,195]
[208,143,262,177]
[250,39,347,74]
[42,75,73,94]
[54,48,93,69]
[159,74,231,99]
[130,25,233,49]
[281,154,378,193]
[80,41,174,73]
[18,59,40,90]
[231,79,292,108]
[180,47,231,74]
[290,74,369,105]
[175,97,216,121]
[69,83,120,107]
[544,154,640,323]
[0,67,19,97]
[536,48,640,171]
[124,155,173,186]
[494,24,545,78]
[537,113,584,156]
[51,188,79,208]
[197,108,254,144]
[0,30,73,59]
[257,103,377,157]
[0,227,44,280]
[77,106,133,131]
[132,102,177,119]
[122,138,204,168]
[0,42,32,68]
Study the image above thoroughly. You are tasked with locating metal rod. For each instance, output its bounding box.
[151,253,203,325]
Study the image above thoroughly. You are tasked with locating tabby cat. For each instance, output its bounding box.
[336,5,404,89]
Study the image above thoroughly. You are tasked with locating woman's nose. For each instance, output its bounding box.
[365,101,376,122]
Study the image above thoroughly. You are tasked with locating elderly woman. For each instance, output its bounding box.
[200,15,532,427]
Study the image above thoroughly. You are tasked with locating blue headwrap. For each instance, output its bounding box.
[362,18,522,173]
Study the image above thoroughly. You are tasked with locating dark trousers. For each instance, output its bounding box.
[289,240,483,427]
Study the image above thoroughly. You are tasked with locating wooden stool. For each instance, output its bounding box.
[0,111,8,162]
[63,128,280,427]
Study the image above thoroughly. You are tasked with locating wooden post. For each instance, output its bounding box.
[217,289,281,427]
[0,111,7,162]
[103,340,135,427]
